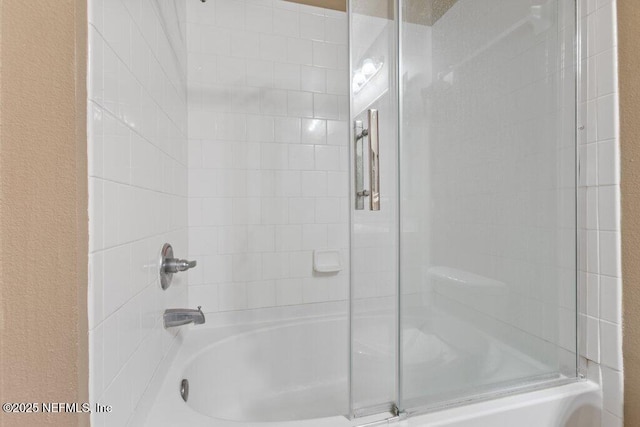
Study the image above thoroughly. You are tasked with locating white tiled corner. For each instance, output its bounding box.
[578,0,623,425]
[88,0,189,424]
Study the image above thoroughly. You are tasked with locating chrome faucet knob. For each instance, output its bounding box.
[160,243,198,290]
[170,259,197,272]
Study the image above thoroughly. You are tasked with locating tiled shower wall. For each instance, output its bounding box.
[87,0,189,425]
[579,0,623,425]
[185,0,350,313]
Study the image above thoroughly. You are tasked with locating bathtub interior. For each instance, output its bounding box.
[184,316,349,422]
[143,323,598,427]
[176,303,566,424]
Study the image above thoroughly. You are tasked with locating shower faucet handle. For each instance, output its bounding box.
[160,243,197,290]
[164,258,197,273]
[179,259,197,271]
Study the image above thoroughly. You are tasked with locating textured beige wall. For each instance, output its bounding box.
[618,0,640,424]
[0,1,88,427]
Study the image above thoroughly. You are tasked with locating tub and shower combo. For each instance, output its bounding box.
[133,0,598,425]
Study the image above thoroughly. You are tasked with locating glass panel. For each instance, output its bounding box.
[398,0,577,411]
[349,0,399,418]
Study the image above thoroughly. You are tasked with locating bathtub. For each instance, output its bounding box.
[139,303,601,427]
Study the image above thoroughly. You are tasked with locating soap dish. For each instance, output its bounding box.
[313,250,342,273]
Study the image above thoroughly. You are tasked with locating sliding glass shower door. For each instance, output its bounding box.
[349,0,399,418]
[350,0,578,417]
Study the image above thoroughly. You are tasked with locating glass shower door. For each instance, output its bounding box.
[349,0,578,418]
[348,0,399,418]
[397,0,578,412]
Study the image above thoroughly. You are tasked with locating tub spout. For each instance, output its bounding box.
[164,306,205,329]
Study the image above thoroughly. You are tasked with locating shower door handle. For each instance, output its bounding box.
[367,109,380,211]
[354,109,380,211]
[354,119,366,210]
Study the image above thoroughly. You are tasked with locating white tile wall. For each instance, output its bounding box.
[186,0,350,314]
[578,0,623,425]
[87,0,189,426]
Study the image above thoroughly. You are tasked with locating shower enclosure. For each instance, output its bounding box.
[129,0,582,425]
[348,0,577,419]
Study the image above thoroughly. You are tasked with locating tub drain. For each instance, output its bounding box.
[180,379,189,402]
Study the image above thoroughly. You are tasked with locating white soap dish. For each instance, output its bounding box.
[313,250,342,273]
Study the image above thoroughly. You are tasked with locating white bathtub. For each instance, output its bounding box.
[139,304,601,427]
